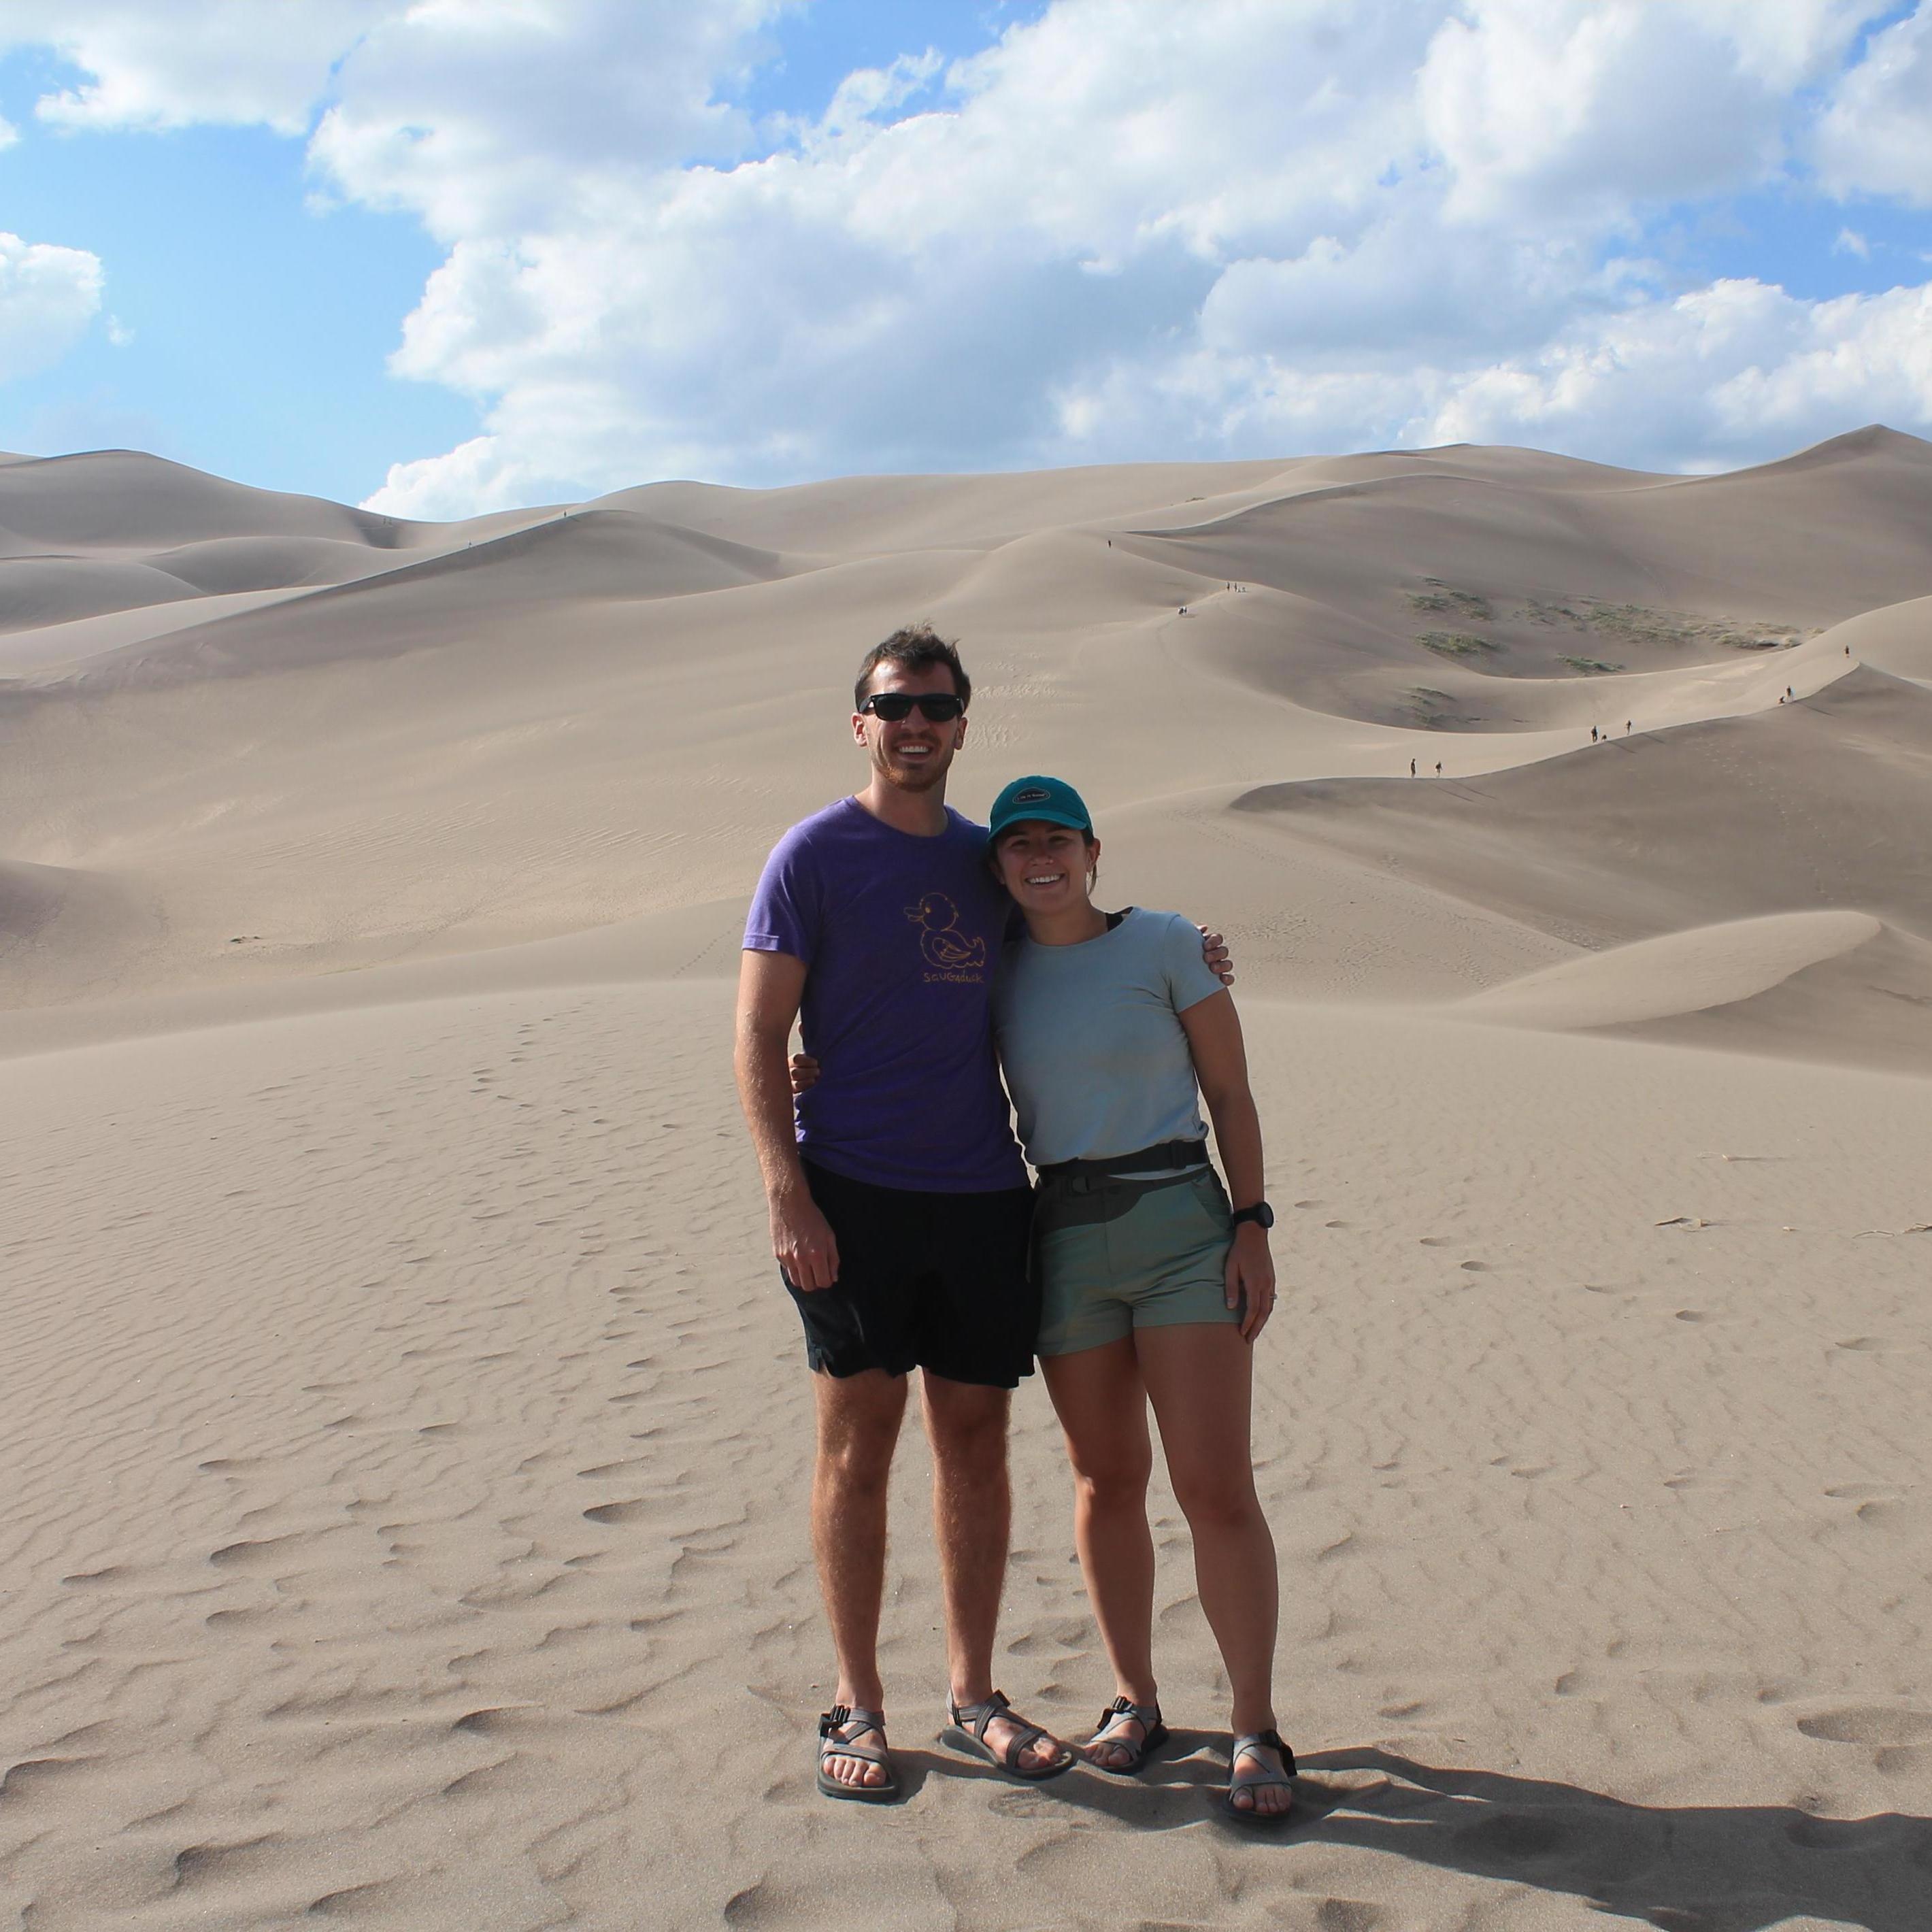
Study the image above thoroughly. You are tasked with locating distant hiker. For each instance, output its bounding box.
[1590,727,1599,743]
[1410,758,1416,777]
[1625,720,1632,735]
[1435,761,1442,776]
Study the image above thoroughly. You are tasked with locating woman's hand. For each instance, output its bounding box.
[1226,1223,1276,1341]
[789,1052,821,1095]
[1197,926,1234,986]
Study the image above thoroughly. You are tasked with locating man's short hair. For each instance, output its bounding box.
[854,624,971,712]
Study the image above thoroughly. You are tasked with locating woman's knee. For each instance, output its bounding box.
[1171,1469,1263,1532]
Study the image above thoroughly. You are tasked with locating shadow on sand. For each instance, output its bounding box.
[920,1737,1931,1929]
[1294,1748,1931,1932]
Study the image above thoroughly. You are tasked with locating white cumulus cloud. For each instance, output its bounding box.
[308,0,784,239]
[1426,278,1932,465]
[1814,1,1932,206]
[0,233,105,382]
[1416,0,1870,224]
[9,0,1932,511]
[356,0,1932,510]
[3,0,391,133]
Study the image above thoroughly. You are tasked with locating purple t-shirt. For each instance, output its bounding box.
[744,797,1027,1193]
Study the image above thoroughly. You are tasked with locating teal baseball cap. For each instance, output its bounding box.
[987,774,1093,841]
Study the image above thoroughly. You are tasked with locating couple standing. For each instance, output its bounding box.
[733,626,1293,1820]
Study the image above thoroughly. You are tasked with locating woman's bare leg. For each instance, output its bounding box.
[1135,1321,1288,1814]
[1039,1337,1157,1763]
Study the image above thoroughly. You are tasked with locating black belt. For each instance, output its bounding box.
[1035,1138,1208,1182]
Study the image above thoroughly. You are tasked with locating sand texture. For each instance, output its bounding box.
[3,431,1931,1929]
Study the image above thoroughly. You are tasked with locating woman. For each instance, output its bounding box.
[986,773,1293,1823]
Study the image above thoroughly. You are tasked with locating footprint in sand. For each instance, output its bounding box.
[582,1498,667,1525]
[1852,1499,1920,1529]
[1797,1708,1932,1747]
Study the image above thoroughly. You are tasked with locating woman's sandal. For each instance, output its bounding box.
[1083,1695,1169,1776]
[816,1705,901,1803]
[941,1690,1076,1782]
[1216,1728,1296,1825]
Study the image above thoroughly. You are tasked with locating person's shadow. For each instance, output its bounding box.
[1290,1747,1932,1932]
[916,1737,1931,1929]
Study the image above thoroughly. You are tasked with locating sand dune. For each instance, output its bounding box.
[2,431,1930,1929]
[0,448,425,550]
[5,985,1929,1931]
[1822,591,1932,686]
[0,554,207,631]
[1457,910,1932,1074]
[1460,909,1886,1028]
[145,533,416,595]
[1233,665,1932,951]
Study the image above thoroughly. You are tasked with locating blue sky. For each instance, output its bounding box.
[2,1,1929,515]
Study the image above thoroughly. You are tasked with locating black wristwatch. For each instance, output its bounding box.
[1231,1201,1274,1231]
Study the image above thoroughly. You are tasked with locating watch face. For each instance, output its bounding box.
[1235,1202,1274,1229]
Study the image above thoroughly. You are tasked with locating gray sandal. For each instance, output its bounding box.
[1216,1728,1296,1825]
[1084,1696,1168,1776]
[941,1690,1074,1781]
[817,1705,901,1803]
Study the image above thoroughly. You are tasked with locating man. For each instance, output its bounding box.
[735,625,1227,1799]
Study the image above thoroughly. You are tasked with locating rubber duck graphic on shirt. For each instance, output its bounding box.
[905,890,988,978]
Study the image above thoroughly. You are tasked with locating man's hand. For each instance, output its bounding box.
[1199,926,1234,986]
[789,1052,822,1095]
[1226,1224,1276,1342]
[771,1184,840,1290]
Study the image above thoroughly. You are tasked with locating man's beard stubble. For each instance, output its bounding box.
[875,741,951,793]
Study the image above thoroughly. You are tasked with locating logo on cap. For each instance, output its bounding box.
[1014,786,1049,803]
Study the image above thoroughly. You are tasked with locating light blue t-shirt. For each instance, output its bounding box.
[993,907,1227,1170]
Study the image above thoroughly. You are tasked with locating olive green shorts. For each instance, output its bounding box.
[1031,1166,1237,1358]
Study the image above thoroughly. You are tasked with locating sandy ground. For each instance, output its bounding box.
[3,432,1930,1929]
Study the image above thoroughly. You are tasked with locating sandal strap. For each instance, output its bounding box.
[1229,1729,1297,1780]
[949,1689,1063,1769]
[820,1705,887,1745]
[820,1706,890,1770]
[947,1688,1012,1742]
[1094,1697,1161,1738]
[822,1736,889,1767]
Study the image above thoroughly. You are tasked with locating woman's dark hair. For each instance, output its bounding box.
[854,624,971,711]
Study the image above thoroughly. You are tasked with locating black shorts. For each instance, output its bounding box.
[784,1160,1039,1388]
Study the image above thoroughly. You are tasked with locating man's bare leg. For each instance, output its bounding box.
[922,1372,1069,1772]
[812,1367,907,1789]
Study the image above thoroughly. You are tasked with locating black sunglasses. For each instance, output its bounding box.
[859,692,965,722]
